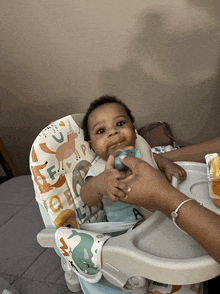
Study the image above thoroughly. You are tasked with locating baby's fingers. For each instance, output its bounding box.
[107,194,119,202]
[107,187,126,201]
[116,181,129,193]
[177,168,187,183]
[181,168,187,181]
[115,170,126,179]
[165,172,172,183]
[172,170,187,183]
[114,188,127,199]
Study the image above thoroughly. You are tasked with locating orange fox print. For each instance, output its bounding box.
[31,162,66,194]
[31,163,53,194]
[31,146,38,162]
[40,130,80,171]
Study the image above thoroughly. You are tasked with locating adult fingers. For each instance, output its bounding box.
[119,155,147,173]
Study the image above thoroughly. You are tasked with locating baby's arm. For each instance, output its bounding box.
[80,175,105,207]
[81,166,128,206]
[153,153,187,183]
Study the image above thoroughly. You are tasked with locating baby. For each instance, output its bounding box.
[80,95,186,223]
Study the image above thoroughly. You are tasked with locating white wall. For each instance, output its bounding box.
[1,0,220,175]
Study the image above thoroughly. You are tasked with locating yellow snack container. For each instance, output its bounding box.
[205,153,220,208]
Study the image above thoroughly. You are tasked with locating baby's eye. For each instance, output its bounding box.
[97,128,105,134]
[117,121,125,127]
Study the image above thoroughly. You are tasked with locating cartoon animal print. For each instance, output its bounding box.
[31,146,38,162]
[190,284,200,293]
[71,160,95,222]
[31,162,66,194]
[40,130,80,172]
[72,160,91,197]
[148,285,182,294]
[59,237,69,256]
[167,285,182,294]
[67,230,99,275]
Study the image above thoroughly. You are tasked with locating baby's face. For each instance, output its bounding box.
[88,103,136,161]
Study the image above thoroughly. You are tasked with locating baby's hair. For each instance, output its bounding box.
[82,95,135,141]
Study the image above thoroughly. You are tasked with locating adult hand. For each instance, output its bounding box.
[102,155,128,202]
[119,155,179,213]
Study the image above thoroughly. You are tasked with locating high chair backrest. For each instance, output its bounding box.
[30,113,157,230]
[29,114,104,230]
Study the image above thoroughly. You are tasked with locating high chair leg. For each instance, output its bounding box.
[65,271,81,293]
[61,256,81,292]
[127,277,149,294]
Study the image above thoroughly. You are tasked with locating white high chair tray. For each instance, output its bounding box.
[102,162,220,285]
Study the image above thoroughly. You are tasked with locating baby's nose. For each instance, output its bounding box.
[109,129,119,137]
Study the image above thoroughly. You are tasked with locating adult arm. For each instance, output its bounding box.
[162,135,220,163]
[118,156,220,264]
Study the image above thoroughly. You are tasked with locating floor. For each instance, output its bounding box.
[0,175,83,294]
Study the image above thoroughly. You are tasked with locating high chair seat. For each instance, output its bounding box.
[30,114,220,293]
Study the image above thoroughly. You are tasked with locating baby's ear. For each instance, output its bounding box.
[135,128,138,138]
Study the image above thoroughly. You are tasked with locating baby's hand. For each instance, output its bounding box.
[163,160,187,183]
[154,153,187,183]
[98,155,128,202]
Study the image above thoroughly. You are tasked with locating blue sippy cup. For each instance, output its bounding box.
[114,146,135,170]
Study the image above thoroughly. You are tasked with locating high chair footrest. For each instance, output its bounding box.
[37,229,57,247]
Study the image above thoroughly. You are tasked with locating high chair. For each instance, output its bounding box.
[30,114,220,294]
